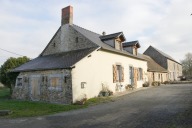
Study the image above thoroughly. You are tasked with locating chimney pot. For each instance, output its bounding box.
[102,31,106,36]
[61,6,73,25]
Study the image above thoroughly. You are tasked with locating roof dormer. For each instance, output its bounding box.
[123,41,140,56]
[100,32,126,51]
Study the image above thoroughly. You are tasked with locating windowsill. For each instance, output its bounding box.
[48,87,62,91]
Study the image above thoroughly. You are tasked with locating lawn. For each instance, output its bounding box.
[0,87,112,118]
[0,87,84,118]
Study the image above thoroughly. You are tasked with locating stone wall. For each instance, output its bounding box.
[147,72,168,85]
[167,59,182,81]
[12,69,72,104]
[41,24,97,56]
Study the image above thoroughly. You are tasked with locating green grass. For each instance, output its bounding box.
[0,87,113,118]
[0,100,84,118]
[0,87,10,99]
[85,97,114,106]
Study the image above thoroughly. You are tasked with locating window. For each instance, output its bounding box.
[129,66,134,85]
[17,78,23,86]
[113,65,124,83]
[115,40,122,50]
[81,82,86,89]
[76,37,79,43]
[53,42,56,47]
[51,77,59,87]
[49,77,62,91]
[137,68,143,81]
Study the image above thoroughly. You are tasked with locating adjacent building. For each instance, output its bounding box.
[144,46,182,81]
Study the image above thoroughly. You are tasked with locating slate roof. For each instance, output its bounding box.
[72,24,145,61]
[140,54,168,72]
[123,41,141,48]
[13,47,97,72]
[99,32,125,41]
[13,24,146,72]
[148,46,180,64]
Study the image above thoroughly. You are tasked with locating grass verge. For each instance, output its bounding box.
[0,87,113,118]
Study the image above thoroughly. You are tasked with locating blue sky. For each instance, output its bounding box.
[0,0,192,66]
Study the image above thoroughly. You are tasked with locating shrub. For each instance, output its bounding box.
[143,82,149,87]
[152,81,161,86]
[74,98,87,105]
[98,83,113,97]
[125,84,134,90]
[163,81,170,85]
[74,94,87,105]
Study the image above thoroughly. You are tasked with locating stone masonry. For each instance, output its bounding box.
[41,24,97,56]
[12,69,72,104]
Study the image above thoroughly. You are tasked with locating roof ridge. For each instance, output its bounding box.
[72,24,101,36]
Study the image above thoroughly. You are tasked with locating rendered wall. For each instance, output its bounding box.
[71,50,148,102]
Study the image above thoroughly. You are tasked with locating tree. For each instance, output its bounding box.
[0,56,30,94]
[181,53,192,77]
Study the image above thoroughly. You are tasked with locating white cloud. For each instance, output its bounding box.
[0,0,192,66]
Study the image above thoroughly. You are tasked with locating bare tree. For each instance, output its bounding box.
[181,53,192,77]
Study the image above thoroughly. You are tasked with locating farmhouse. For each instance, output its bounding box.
[12,6,148,104]
[144,46,182,81]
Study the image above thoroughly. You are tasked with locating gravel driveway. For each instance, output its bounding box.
[1,84,192,128]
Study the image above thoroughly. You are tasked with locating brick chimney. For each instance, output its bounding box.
[61,6,73,25]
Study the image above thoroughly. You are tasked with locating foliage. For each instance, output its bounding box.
[84,97,114,106]
[0,87,114,118]
[125,84,134,90]
[143,82,149,87]
[163,81,170,85]
[0,87,84,118]
[152,81,161,86]
[0,56,30,93]
[0,87,10,99]
[181,53,192,77]
[74,94,87,105]
[98,83,113,97]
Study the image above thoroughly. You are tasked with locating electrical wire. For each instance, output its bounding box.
[0,48,25,57]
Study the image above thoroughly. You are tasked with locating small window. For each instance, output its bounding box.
[76,37,79,43]
[17,78,23,86]
[53,43,56,47]
[81,82,86,89]
[49,77,62,91]
[51,77,59,87]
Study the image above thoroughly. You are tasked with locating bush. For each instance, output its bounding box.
[98,83,113,97]
[163,81,170,85]
[143,82,149,87]
[125,84,134,90]
[152,81,161,86]
[74,98,87,105]
[74,94,87,105]
[98,90,113,97]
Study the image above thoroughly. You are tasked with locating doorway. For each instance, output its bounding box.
[31,77,40,101]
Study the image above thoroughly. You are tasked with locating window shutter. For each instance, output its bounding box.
[113,65,117,83]
[137,68,139,80]
[121,66,124,82]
